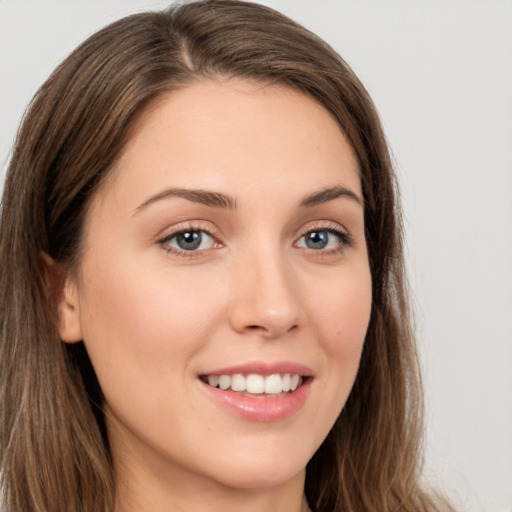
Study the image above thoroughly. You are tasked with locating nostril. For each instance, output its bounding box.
[245,325,270,335]
[243,323,299,338]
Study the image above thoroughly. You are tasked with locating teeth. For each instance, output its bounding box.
[246,374,265,393]
[264,374,282,394]
[203,373,304,394]
[207,375,220,387]
[218,375,231,390]
[282,374,291,392]
[231,373,246,391]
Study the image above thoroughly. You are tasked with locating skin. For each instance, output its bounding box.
[57,79,372,512]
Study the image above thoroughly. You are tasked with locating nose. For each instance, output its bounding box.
[228,247,304,339]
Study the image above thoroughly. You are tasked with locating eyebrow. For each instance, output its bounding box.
[300,185,363,208]
[134,184,362,215]
[134,188,237,214]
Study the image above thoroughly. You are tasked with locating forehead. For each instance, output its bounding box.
[96,78,361,210]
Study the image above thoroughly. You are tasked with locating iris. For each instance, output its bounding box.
[176,231,202,251]
[305,231,329,250]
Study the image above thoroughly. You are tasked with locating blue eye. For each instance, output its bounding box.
[304,231,330,249]
[164,230,215,252]
[296,229,348,251]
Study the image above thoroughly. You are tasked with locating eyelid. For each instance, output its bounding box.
[157,221,224,258]
[155,219,354,259]
[298,220,351,238]
[294,220,354,250]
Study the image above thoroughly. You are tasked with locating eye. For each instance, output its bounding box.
[295,228,352,251]
[162,229,216,253]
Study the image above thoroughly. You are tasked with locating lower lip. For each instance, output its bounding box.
[199,378,312,422]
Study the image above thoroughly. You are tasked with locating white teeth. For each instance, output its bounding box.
[282,374,291,392]
[246,374,265,394]
[264,374,282,394]
[218,375,231,390]
[231,373,246,391]
[204,372,304,394]
[208,375,220,387]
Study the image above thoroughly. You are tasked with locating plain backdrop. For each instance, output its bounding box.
[1,1,511,511]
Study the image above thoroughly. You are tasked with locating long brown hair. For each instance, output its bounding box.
[0,2,451,511]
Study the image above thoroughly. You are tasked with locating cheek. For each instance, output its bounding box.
[288,260,372,450]
[309,261,372,388]
[76,255,222,391]
[313,262,372,345]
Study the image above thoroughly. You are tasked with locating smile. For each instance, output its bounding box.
[200,373,304,396]
[198,364,313,422]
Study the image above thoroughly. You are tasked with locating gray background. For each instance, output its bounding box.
[1,1,511,511]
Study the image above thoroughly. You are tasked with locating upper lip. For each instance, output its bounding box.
[200,361,314,377]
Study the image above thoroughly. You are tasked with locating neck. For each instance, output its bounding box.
[113,448,310,512]
[115,475,310,512]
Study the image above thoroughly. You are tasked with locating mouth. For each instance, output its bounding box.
[199,373,306,397]
[198,362,313,421]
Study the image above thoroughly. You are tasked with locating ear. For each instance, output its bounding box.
[41,253,83,343]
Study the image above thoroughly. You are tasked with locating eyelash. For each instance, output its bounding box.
[158,223,220,259]
[294,222,354,255]
[157,221,353,259]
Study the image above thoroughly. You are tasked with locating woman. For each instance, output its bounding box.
[0,1,453,511]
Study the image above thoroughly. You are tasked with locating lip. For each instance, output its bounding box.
[198,361,314,422]
[201,361,314,377]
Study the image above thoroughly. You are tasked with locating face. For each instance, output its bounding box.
[59,80,372,500]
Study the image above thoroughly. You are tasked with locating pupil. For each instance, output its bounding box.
[177,231,202,250]
[306,231,328,249]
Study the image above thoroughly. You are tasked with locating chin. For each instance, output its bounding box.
[209,461,305,491]
[194,436,311,490]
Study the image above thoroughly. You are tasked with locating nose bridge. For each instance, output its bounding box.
[229,237,303,338]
